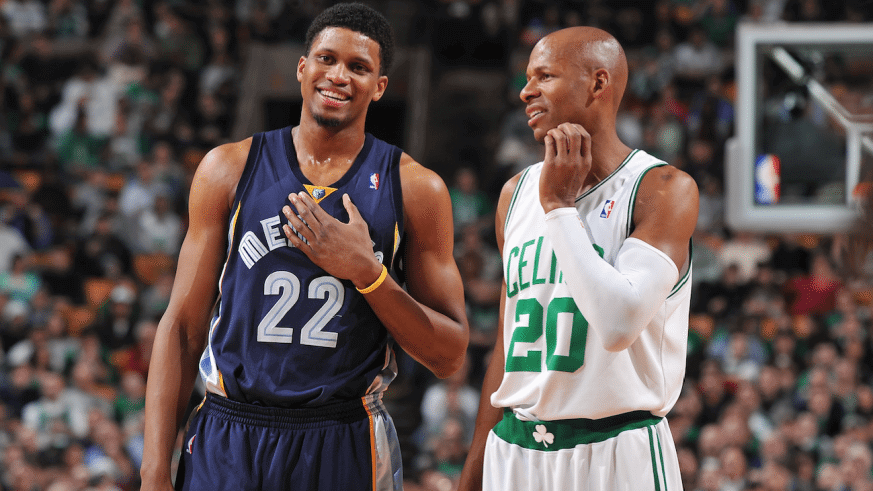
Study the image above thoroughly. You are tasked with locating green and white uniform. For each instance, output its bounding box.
[484,149,692,490]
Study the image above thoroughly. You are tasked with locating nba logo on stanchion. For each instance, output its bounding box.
[755,154,780,205]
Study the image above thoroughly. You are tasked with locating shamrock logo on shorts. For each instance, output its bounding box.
[533,424,554,448]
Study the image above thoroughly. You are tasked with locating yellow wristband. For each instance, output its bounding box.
[357,265,388,294]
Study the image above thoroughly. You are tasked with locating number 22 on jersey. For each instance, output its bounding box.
[257,271,343,348]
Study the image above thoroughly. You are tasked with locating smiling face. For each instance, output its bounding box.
[519,35,593,143]
[297,27,388,130]
[519,27,628,143]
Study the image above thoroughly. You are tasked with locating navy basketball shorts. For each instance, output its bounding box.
[175,393,403,491]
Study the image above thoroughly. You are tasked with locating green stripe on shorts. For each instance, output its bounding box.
[492,409,662,452]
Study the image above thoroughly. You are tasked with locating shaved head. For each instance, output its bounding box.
[539,27,628,111]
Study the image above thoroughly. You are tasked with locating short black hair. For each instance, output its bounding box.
[304,2,395,76]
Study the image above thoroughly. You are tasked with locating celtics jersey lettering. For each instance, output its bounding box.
[491,149,692,421]
[199,128,404,407]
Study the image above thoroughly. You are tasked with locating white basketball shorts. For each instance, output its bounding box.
[483,410,682,491]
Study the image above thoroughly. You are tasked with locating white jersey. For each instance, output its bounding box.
[491,149,692,421]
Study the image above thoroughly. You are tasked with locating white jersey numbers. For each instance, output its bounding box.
[257,271,344,348]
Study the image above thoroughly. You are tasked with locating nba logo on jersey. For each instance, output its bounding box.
[600,199,615,218]
[370,173,380,190]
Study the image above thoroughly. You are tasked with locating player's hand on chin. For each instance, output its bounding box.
[282,192,383,289]
[539,122,592,214]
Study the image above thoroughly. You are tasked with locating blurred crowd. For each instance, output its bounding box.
[0,1,871,491]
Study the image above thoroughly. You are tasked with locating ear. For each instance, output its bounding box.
[591,68,610,101]
[296,55,306,83]
[372,75,389,102]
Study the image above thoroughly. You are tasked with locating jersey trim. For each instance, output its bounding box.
[388,145,404,273]
[656,431,669,491]
[625,162,667,237]
[505,166,533,231]
[623,160,692,297]
[363,396,378,491]
[647,426,663,491]
[283,127,375,189]
[492,409,662,451]
[575,149,639,203]
[667,241,693,299]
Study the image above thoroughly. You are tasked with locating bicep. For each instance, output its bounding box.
[401,165,466,322]
[161,147,242,346]
[629,167,699,270]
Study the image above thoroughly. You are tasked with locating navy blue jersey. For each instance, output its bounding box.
[199,127,404,407]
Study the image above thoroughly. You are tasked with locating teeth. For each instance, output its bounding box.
[320,90,348,101]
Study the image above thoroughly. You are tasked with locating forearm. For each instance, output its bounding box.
[544,208,678,351]
[141,321,202,485]
[364,278,468,379]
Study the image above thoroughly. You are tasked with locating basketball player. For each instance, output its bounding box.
[141,4,469,491]
[457,27,699,491]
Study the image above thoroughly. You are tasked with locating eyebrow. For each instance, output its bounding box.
[313,47,376,67]
[527,64,552,76]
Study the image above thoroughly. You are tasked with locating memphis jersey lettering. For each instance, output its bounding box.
[199,128,404,407]
[492,150,693,421]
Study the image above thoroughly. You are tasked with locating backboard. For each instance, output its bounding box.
[726,23,873,233]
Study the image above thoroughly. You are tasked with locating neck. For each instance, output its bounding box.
[581,131,633,193]
[293,116,366,165]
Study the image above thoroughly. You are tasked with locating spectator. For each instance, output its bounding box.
[113,370,145,429]
[83,413,137,488]
[199,25,237,97]
[47,0,89,40]
[55,107,105,173]
[38,246,84,304]
[0,253,41,303]
[672,24,724,91]
[419,357,478,447]
[0,204,30,274]
[0,363,40,419]
[110,318,156,380]
[154,3,205,72]
[719,445,749,491]
[783,251,844,316]
[21,371,90,441]
[1,0,47,39]
[629,28,678,102]
[719,231,772,284]
[100,15,157,67]
[448,166,492,234]
[135,187,181,255]
[73,210,133,280]
[49,57,118,140]
[117,158,163,224]
[92,282,139,351]
[699,0,739,47]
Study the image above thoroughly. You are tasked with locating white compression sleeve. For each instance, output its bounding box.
[543,207,679,352]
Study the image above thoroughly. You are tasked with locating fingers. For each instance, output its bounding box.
[291,192,328,224]
[545,123,592,160]
[563,123,590,158]
[342,193,361,224]
[283,192,326,248]
[544,133,556,162]
[282,203,315,251]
